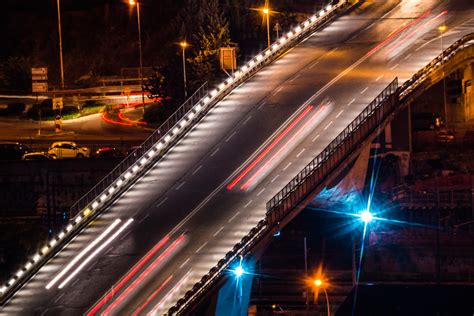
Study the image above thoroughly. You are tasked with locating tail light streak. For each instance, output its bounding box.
[227,105,313,190]
[101,235,185,316]
[148,270,192,316]
[132,275,173,316]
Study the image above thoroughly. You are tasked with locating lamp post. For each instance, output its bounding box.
[314,279,331,316]
[439,24,448,128]
[129,0,145,114]
[262,7,271,48]
[56,0,65,89]
[180,41,188,100]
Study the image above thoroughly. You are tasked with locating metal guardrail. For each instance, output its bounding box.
[168,32,474,316]
[266,78,398,223]
[0,0,349,304]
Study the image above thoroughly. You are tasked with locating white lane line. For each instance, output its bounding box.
[244,200,253,208]
[138,213,150,224]
[283,162,292,171]
[296,148,306,158]
[290,74,301,82]
[390,63,399,70]
[324,121,334,130]
[257,101,267,110]
[403,53,412,60]
[309,61,319,69]
[271,174,280,183]
[360,87,368,95]
[336,109,344,118]
[213,226,224,237]
[175,181,185,190]
[348,98,356,106]
[210,147,220,157]
[375,74,384,82]
[243,115,252,125]
[312,134,320,142]
[225,131,237,142]
[156,197,168,208]
[256,188,265,196]
[179,257,190,269]
[192,165,202,175]
[228,211,241,223]
[54,293,64,304]
[196,241,208,253]
[328,47,338,55]
[273,87,283,96]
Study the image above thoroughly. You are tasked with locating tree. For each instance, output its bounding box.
[0,57,31,91]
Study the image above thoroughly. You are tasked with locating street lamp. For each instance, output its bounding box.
[314,278,331,316]
[56,0,65,89]
[261,7,271,48]
[180,41,188,100]
[439,24,448,128]
[129,0,145,114]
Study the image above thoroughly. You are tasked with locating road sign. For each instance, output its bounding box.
[52,97,64,110]
[32,74,48,81]
[32,82,48,93]
[220,47,237,72]
[31,67,48,75]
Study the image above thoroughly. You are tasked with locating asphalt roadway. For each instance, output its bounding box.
[1,0,473,314]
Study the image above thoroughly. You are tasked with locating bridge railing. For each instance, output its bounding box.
[0,0,349,303]
[168,32,474,316]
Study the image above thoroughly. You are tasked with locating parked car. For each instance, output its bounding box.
[435,129,455,144]
[48,141,91,159]
[94,147,123,158]
[23,152,56,160]
[0,142,31,160]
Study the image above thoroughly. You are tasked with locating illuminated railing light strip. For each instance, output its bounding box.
[58,219,133,289]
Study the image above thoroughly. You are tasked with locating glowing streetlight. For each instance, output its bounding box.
[233,265,244,278]
[261,7,271,48]
[360,210,373,223]
[56,0,65,89]
[313,278,331,316]
[180,41,188,99]
[129,0,145,114]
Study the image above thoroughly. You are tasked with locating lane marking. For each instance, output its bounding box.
[138,213,150,224]
[244,200,253,208]
[296,148,306,158]
[175,181,185,190]
[390,63,399,70]
[179,258,190,269]
[271,174,280,183]
[283,162,292,171]
[156,197,168,208]
[243,115,252,125]
[312,134,320,142]
[403,53,412,60]
[192,165,202,175]
[290,74,301,82]
[210,147,220,157]
[213,226,224,237]
[348,98,356,106]
[336,109,344,118]
[324,121,334,130]
[225,131,237,142]
[273,87,283,96]
[228,211,240,223]
[196,241,208,253]
[375,74,384,82]
[309,61,319,69]
[360,87,368,95]
[256,188,265,196]
[54,293,65,304]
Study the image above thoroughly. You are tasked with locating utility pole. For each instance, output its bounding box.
[56,0,65,89]
[304,237,309,312]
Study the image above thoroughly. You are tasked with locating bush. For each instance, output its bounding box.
[26,99,79,120]
[0,102,25,116]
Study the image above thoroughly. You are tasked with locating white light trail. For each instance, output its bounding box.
[58,219,133,289]
[45,219,122,290]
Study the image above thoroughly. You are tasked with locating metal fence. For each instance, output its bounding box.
[266,78,399,224]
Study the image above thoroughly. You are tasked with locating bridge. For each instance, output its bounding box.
[1,0,473,314]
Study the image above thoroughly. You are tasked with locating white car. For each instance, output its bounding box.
[48,142,91,159]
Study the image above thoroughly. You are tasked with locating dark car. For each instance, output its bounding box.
[0,142,31,160]
[435,129,455,144]
[22,152,56,160]
[95,147,123,158]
